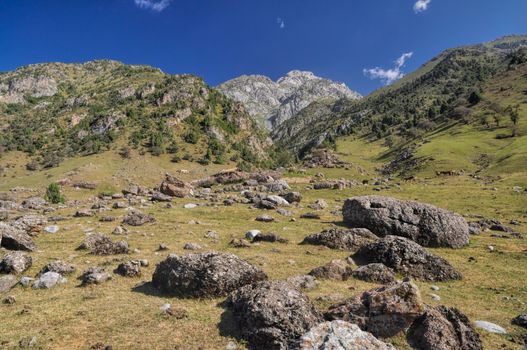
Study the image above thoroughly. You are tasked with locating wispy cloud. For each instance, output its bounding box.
[363,52,414,85]
[413,0,431,13]
[134,0,171,12]
[277,17,285,29]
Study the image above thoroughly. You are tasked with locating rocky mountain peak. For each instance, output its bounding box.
[217,70,361,130]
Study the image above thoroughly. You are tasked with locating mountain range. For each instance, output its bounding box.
[217,70,361,130]
[0,35,526,176]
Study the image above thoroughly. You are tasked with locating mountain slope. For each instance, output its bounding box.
[272,35,527,175]
[0,60,272,169]
[217,70,361,129]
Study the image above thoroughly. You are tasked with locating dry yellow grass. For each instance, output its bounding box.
[0,146,526,349]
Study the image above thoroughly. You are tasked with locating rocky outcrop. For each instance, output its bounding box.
[352,236,462,281]
[159,174,194,198]
[152,252,267,297]
[295,321,395,350]
[325,281,424,338]
[343,196,469,248]
[218,71,361,129]
[301,228,378,251]
[0,75,58,104]
[227,280,323,349]
[407,306,483,350]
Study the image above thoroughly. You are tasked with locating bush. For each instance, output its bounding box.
[45,183,65,204]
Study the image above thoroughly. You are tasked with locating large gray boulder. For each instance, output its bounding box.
[301,228,378,251]
[0,222,36,251]
[0,251,32,274]
[342,196,469,248]
[325,281,424,338]
[407,306,483,350]
[227,280,323,350]
[352,236,463,281]
[296,321,395,350]
[152,252,267,298]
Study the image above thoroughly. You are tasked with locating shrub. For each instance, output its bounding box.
[45,183,65,204]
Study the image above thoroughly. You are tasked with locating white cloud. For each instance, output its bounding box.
[277,17,285,29]
[413,0,431,13]
[363,52,413,85]
[134,0,171,12]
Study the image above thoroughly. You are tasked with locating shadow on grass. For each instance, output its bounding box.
[217,300,243,341]
[131,281,163,297]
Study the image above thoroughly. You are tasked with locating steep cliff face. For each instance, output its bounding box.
[217,70,361,129]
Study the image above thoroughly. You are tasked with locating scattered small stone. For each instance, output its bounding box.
[19,276,34,288]
[32,272,67,289]
[183,203,198,209]
[115,261,141,277]
[0,275,18,293]
[308,199,328,210]
[74,209,94,218]
[204,231,219,240]
[18,336,37,349]
[276,208,292,217]
[44,225,59,234]
[122,211,155,226]
[3,295,16,304]
[229,238,251,248]
[183,242,202,250]
[474,320,507,334]
[300,212,321,219]
[252,233,288,244]
[255,214,275,222]
[245,230,261,240]
[431,285,440,291]
[158,243,169,251]
[512,314,527,328]
[429,293,441,301]
[80,267,112,286]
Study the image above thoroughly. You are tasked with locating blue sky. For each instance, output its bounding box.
[0,0,526,95]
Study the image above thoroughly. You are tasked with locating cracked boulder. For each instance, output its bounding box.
[343,196,469,248]
[325,280,424,338]
[301,228,378,251]
[352,236,462,281]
